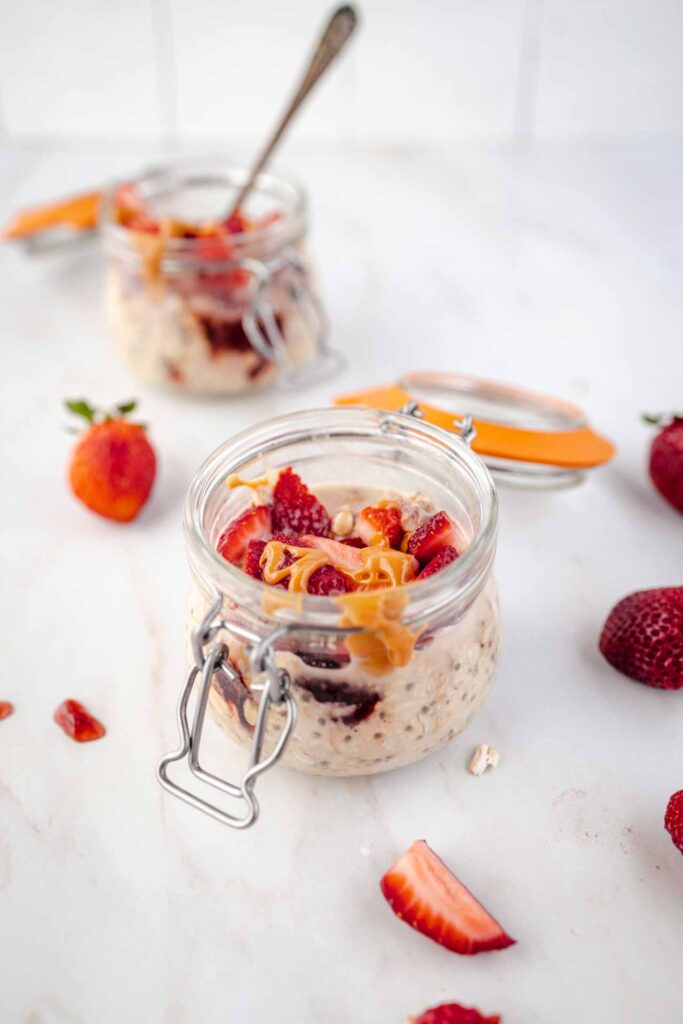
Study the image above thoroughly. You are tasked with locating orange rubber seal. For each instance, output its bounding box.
[2,190,102,241]
[335,380,615,470]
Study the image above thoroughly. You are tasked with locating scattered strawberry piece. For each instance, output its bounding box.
[0,701,14,721]
[665,790,683,854]
[217,505,272,564]
[243,539,267,581]
[410,1003,501,1024]
[341,536,365,548]
[418,545,459,580]
[356,504,403,548]
[54,700,106,742]
[300,535,365,573]
[407,512,458,564]
[66,399,157,523]
[272,468,331,537]
[224,212,249,235]
[645,414,683,514]
[307,564,354,596]
[380,840,515,956]
[599,587,683,690]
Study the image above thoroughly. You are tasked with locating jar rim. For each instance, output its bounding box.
[184,407,498,633]
[100,159,308,263]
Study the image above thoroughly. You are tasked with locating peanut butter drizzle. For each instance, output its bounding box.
[337,590,420,677]
[258,540,420,676]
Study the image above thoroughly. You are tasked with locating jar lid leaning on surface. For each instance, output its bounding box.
[336,371,616,488]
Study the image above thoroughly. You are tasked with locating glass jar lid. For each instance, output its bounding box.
[336,371,615,488]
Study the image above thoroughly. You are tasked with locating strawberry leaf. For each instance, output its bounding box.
[116,399,137,416]
[65,399,96,423]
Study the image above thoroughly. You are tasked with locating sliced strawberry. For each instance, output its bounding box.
[380,840,515,956]
[356,504,403,548]
[417,545,459,580]
[272,468,331,537]
[341,536,365,548]
[54,700,106,743]
[411,1003,501,1024]
[217,505,272,564]
[243,540,267,581]
[300,535,365,573]
[307,565,354,596]
[407,511,458,564]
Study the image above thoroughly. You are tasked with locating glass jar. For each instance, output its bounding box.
[100,161,338,394]
[176,407,499,795]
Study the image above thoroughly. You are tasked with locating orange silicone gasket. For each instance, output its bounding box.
[335,380,615,470]
[2,190,102,241]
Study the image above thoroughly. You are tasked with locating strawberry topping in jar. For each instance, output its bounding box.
[101,162,337,395]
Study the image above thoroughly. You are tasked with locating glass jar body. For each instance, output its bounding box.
[184,408,500,777]
[101,164,327,395]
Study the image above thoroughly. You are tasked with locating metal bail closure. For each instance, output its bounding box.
[157,594,297,829]
[241,247,343,390]
[398,400,477,449]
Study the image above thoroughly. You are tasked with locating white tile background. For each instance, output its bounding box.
[0,0,681,147]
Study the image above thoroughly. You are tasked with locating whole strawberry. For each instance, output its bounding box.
[664,790,683,854]
[599,587,683,690]
[66,399,156,522]
[644,413,683,514]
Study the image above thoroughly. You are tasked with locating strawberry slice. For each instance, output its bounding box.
[380,840,515,955]
[411,1003,501,1024]
[307,565,354,596]
[272,468,331,537]
[300,535,365,573]
[217,505,272,564]
[407,512,458,564]
[356,504,403,548]
[417,545,459,580]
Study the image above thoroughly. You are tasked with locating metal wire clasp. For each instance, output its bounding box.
[398,401,477,448]
[156,594,297,829]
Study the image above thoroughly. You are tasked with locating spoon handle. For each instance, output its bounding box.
[227,5,358,216]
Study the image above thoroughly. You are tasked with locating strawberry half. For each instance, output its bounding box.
[380,840,515,955]
[272,468,331,537]
[411,1003,501,1024]
[646,415,683,514]
[357,504,403,548]
[217,505,272,565]
[307,565,354,596]
[418,545,459,580]
[407,512,458,564]
[599,587,683,690]
[665,790,683,854]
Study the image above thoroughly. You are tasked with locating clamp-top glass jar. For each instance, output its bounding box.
[101,161,338,394]
[158,407,500,828]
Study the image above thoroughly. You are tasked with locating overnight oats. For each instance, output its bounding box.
[101,163,333,394]
[184,407,500,777]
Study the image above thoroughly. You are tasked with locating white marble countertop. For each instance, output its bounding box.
[1,142,681,1024]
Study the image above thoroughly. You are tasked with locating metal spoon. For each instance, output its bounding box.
[226,5,358,217]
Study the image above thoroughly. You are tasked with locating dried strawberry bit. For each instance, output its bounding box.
[411,1003,502,1024]
[0,701,14,721]
[272,468,331,537]
[54,700,106,743]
